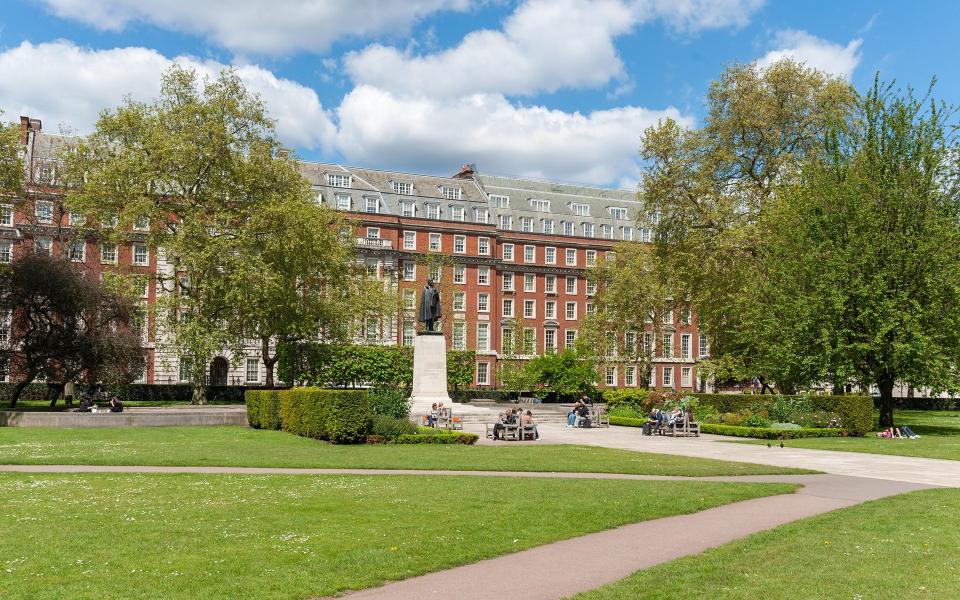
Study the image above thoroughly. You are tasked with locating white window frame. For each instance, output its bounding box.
[100,242,117,264]
[544,329,557,353]
[530,198,551,212]
[565,248,577,266]
[545,247,556,264]
[453,291,466,312]
[400,201,416,217]
[476,362,490,385]
[490,194,510,208]
[523,299,536,319]
[542,219,554,234]
[582,223,594,238]
[544,300,556,319]
[545,274,556,294]
[474,207,490,224]
[0,241,11,263]
[402,262,416,281]
[609,207,627,220]
[681,333,692,359]
[454,265,466,284]
[625,366,636,387]
[565,276,577,294]
[605,366,617,386]
[245,358,260,383]
[562,221,574,236]
[429,233,441,252]
[68,239,85,262]
[478,237,490,256]
[364,197,380,214]
[453,321,467,350]
[133,244,149,266]
[477,293,489,313]
[502,298,514,317]
[0,204,12,226]
[499,214,512,230]
[454,235,466,254]
[403,231,416,250]
[571,203,590,216]
[326,173,352,188]
[523,245,535,263]
[502,272,515,292]
[335,193,351,211]
[392,181,413,195]
[426,204,441,220]
[502,243,514,261]
[681,366,692,387]
[477,266,490,286]
[476,323,490,351]
[521,216,533,232]
[450,205,465,222]
[565,301,577,320]
[403,288,416,310]
[36,200,54,225]
[35,237,52,256]
[524,273,536,293]
[663,366,674,387]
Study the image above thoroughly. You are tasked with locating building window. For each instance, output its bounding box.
[565,248,577,266]
[562,221,574,236]
[681,334,692,359]
[571,203,590,216]
[426,204,441,219]
[663,367,674,387]
[429,233,441,251]
[502,243,514,261]
[400,201,416,217]
[502,272,515,291]
[326,173,351,188]
[585,250,597,266]
[662,333,673,358]
[454,235,466,254]
[365,318,380,342]
[402,322,415,346]
[545,275,556,293]
[453,321,466,350]
[477,323,490,351]
[366,228,380,240]
[133,244,149,266]
[680,307,692,325]
[586,281,596,296]
[490,194,509,208]
[478,293,489,312]
[605,367,616,386]
[601,224,613,239]
[364,197,379,213]
[523,299,536,318]
[68,212,86,227]
[565,329,577,348]
[649,367,656,388]
[68,239,85,262]
[0,310,10,347]
[403,231,416,249]
[335,193,351,211]
[100,243,117,264]
[586,302,595,315]
[582,223,594,238]
[542,219,554,234]
[451,205,465,222]
[0,204,12,226]
[403,288,416,310]
[523,328,536,354]
[545,300,556,319]
[429,264,442,282]
[565,276,577,294]
[474,207,490,223]
[524,273,536,292]
[639,227,652,243]
[530,198,551,212]
[477,266,490,285]
[524,245,535,263]
[245,358,260,383]
[499,214,512,230]
[392,181,413,195]
[545,329,557,353]
[681,366,692,387]
[178,358,193,383]
[663,309,673,325]
[34,237,52,256]
[621,226,633,241]
[501,328,514,354]
[443,186,462,200]
[517,217,531,232]
[565,301,577,320]
[625,366,636,386]
[609,207,627,220]
[544,247,556,264]
[502,298,514,317]
[476,362,490,385]
[699,335,709,358]
[453,292,466,312]
[403,262,416,281]
[0,241,11,263]
[36,200,54,225]
[478,237,490,255]
[454,265,466,284]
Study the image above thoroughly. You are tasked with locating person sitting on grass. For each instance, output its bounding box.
[566,401,581,427]
[109,396,124,413]
[900,425,920,438]
[75,396,94,413]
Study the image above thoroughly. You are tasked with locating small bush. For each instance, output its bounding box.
[608,405,647,419]
[392,432,479,445]
[258,390,283,430]
[795,411,835,428]
[721,412,746,426]
[369,414,418,438]
[368,387,410,419]
[700,424,842,439]
[609,416,649,428]
[245,390,262,428]
[769,422,803,430]
[743,414,771,428]
[602,388,651,412]
[365,434,388,444]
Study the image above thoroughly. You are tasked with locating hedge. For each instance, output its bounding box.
[699,424,843,439]
[877,397,960,411]
[692,393,873,436]
[609,416,648,428]
[0,382,282,405]
[392,432,479,445]
[245,388,368,444]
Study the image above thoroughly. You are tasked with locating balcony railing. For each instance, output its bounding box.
[355,237,393,249]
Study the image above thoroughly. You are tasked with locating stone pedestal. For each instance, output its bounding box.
[409,332,451,415]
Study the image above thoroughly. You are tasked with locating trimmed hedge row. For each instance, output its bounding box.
[392,432,479,445]
[609,416,648,428]
[0,382,278,404]
[245,388,368,444]
[878,397,960,411]
[692,393,873,436]
[699,424,843,439]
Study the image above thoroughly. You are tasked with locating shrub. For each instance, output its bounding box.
[700,424,842,439]
[795,411,835,428]
[256,387,369,444]
[609,416,649,428]
[369,414,418,438]
[245,390,262,428]
[258,390,283,430]
[602,388,651,412]
[368,387,410,419]
[721,412,746,426]
[743,414,771,428]
[608,405,647,419]
[769,422,802,430]
[392,432,479,445]
[365,434,388,444]
[693,393,873,436]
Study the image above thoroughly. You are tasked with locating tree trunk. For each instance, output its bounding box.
[261,336,277,388]
[9,375,36,409]
[191,370,207,405]
[877,378,895,428]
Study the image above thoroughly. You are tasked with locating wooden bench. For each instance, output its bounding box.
[591,407,609,428]
[665,418,700,437]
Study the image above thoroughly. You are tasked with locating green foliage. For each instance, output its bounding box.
[699,424,843,439]
[392,432,479,445]
[743,414,771,428]
[258,390,282,431]
[446,350,476,392]
[246,387,367,443]
[608,416,648,428]
[503,349,597,399]
[369,414,418,438]
[692,393,872,436]
[279,343,414,388]
[245,390,262,428]
[602,388,651,413]
[367,387,410,419]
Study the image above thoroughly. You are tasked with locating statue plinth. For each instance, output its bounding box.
[409,332,451,415]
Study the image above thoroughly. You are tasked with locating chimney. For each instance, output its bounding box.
[452,163,477,179]
[19,116,41,144]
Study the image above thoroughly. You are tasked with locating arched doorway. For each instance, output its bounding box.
[209,357,229,386]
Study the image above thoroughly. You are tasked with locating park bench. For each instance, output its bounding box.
[665,417,700,437]
[591,407,609,428]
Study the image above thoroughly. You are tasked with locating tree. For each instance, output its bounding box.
[756,78,960,426]
[501,349,597,400]
[0,112,22,196]
[0,253,145,407]
[637,59,855,389]
[62,66,307,403]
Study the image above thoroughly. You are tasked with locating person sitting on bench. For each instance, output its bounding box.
[109,396,124,413]
[493,409,517,440]
[574,402,591,428]
[521,410,540,440]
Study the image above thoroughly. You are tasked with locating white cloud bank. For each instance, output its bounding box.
[757,30,863,80]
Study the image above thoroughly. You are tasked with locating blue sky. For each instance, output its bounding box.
[1,0,956,187]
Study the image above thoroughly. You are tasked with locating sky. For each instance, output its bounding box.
[1,0,956,188]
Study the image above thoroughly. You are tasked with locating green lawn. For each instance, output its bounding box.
[0,473,794,599]
[0,426,811,476]
[574,487,960,599]
[730,410,960,461]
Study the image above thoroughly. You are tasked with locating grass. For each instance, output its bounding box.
[573,487,960,599]
[0,473,795,599]
[0,426,812,476]
[729,410,960,461]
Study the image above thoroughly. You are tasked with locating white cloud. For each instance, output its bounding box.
[345,0,765,98]
[757,30,863,80]
[37,0,472,55]
[0,41,335,150]
[335,86,692,185]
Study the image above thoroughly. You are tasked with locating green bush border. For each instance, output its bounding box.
[392,432,479,445]
[699,424,843,439]
[692,393,872,436]
[245,388,368,444]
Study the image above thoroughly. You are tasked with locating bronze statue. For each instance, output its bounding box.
[418,278,442,332]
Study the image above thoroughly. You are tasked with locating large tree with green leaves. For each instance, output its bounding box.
[0,112,22,195]
[62,66,310,403]
[756,79,960,426]
[636,59,856,390]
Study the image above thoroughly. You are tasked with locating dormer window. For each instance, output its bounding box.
[400,200,416,217]
[335,193,351,211]
[441,186,461,200]
[582,223,594,237]
[490,194,509,208]
[562,221,574,236]
[571,203,590,216]
[530,198,551,212]
[392,181,413,195]
[609,206,627,220]
[474,207,490,224]
[326,173,352,188]
[450,205,465,222]
[601,224,613,239]
[364,197,380,214]
[542,219,554,234]
[426,204,441,219]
